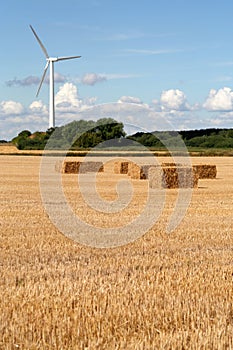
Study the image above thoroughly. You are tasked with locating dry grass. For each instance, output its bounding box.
[0,155,233,349]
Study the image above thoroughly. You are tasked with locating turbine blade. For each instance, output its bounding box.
[36,61,49,97]
[57,55,81,61]
[30,25,49,58]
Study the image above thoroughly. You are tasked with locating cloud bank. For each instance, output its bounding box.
[1,83,233,140]
[203,87,233,111]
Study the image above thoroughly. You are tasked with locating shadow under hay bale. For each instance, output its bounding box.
[192,164,217,179]
[55,161,104,174]
[149,166,199,189]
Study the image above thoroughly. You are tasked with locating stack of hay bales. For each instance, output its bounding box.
[148,167,164,189]
[149,166,199,189]
[141,165,158,179]
[127,163,158,180]
[55,160,104,174]
[114,161,131,174]
[192,164,217,179]
[127,163,153,179]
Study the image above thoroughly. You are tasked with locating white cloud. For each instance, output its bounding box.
[82,73,106,86]
[160,89,190,111]
[55,83,98,125]
[0,100,24,115]
[203,87,233,111]
[118,96,144,104]
[2,81,233,141]
[29,100,48,114]
[55,82,82,109]
[103,73,141,80]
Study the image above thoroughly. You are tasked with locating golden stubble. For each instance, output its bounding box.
[0,154,233,349]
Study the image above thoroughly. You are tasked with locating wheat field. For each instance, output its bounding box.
[0,154,233,349]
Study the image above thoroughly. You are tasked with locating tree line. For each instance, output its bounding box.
[11,118,126,150]
[10,121,233,150]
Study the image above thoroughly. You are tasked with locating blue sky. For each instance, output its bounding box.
[1,0,233,140]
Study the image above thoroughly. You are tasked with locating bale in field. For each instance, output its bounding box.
[114,161,130,174]
[141,165,158,179]
[149,166,199,189]
[128,163,158,180]
[127,163,143,179]
[62,161,81,173]
[148,167,164,188]
[55,161,104,174]
[127,163,149,179]
[192,164,217,179]
[79,161,104,173]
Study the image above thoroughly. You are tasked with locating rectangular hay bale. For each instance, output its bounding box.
[114,161,130,174]
[78,161,104,173]
[128,164,159,180]
[149,166,198,189]
[55,161,103,174]
[192,164,217,179]
[62,161,81,174]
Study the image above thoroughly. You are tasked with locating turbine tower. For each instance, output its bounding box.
[30,25,81,129]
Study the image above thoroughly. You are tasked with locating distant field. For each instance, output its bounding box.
[1,142,233,157]
[0,155,233,349]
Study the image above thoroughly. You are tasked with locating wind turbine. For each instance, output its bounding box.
[30,25,81,129]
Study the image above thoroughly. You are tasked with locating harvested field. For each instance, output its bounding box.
[0,143,19,154]
[0,155,233,349]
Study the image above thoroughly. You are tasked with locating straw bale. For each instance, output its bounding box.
[128,163,143,179]
[149,166,199,189]
[79,161,104,173]
[128,163,151,179]
[127,162,133,177]
[192,164,217,179]
[141,165,158,179]
[148,167,164,189]
[114,161,130,174]
[55,161,103,174]
[62,161,81,173]
[128,163,158,180]
[176,167,199,188]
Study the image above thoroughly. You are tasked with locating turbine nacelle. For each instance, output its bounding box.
[48,57,59,62]
[30,25,81,128]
